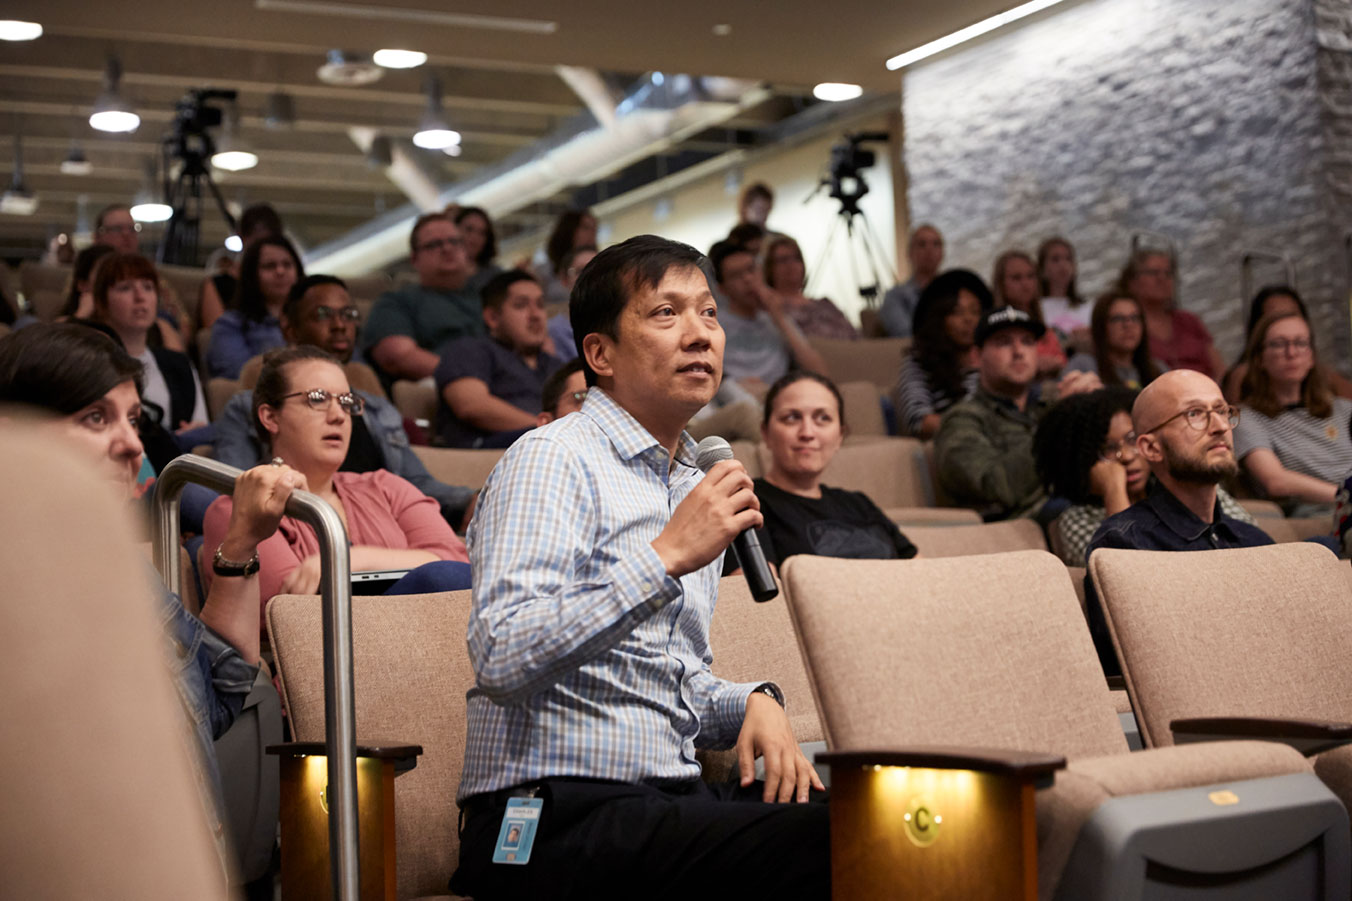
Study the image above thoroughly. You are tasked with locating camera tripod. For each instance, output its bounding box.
[157,141,238,267]
[806,203,896,310]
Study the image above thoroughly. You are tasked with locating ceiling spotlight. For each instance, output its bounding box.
[413,75,461,150]
[441,143,462,157]
[60,142,93,175]
[812,82,864,102]
[373,48,427,69]
[0,20,43,41]
[211,103,259,172]
[225,235,244,252]
[1,134,38,216]
[89,56,140,133]
[130,157,171,222]
[262,90,296,130]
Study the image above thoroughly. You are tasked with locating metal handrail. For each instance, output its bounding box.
[152,456,359,901]
[1240,250,1298,309]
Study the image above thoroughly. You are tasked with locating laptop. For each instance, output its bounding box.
[351,569,411,595]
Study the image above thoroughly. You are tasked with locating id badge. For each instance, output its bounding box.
[491,797,543,865]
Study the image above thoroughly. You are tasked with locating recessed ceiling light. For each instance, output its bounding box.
[0,20,42,41]
[712,23,732,36]
[813,83,863,102]
[130,201,172,222]
[225,235,244,252]
[886,0,1069,70]
[373,48,427,69]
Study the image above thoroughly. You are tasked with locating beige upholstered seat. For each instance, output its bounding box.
[806,335,908,390]
[729,438,760,477]
[883,506,981,527]
[238,355,386,399]
[781,551,1343,900]
[757,437,934,509]
[902,517,1046,557]
[1090,544,1352,807]
[267,591,474,900]
[393,379,438,423]
[836,379,887,437]
[1257,515,1337,544]
[205,377,240,421]
[0,425,229,899]
[412,446,505,492]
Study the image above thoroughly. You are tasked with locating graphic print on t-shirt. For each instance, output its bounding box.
[806,520,897,558]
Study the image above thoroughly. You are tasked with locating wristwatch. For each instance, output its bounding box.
[752,682,785,708]
[212,544,261,578]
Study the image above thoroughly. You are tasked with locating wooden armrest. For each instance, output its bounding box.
[1171,717,1352,756]
[816,746,1066,781]
[268,741,424,774]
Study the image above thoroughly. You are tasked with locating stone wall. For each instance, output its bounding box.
[902,0,1351,367]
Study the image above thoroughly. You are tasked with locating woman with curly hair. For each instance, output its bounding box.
[1034,386,1253,565]
[894,269,991,438]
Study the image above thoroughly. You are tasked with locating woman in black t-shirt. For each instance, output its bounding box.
[754,372,917,565]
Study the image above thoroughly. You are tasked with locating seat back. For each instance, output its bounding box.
[0,424,228,898]
[883,506,981,528]
[901,518,1047,557]
[205,378,239,422]
[1259,516,1336,544]
[781,551,1126,760]
[412,446,505,491]
[807,336,908,390]
[730,439,761,477]
[1089,544,1352,750]
[392,379,437,423]
[267,590,475,899]
[837,380,887,437]
[757,437,932,508]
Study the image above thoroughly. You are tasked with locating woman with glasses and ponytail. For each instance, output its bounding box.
[202,345,469,618]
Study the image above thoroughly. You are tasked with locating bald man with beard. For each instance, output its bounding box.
[1083,369,1274,676]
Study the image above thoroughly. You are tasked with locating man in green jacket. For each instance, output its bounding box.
[935,306,1100,520]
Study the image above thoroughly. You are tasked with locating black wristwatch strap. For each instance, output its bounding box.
[212,544,260,578]
[752,682,785,708]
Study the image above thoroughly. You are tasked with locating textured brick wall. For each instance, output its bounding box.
[902,0,1351,367]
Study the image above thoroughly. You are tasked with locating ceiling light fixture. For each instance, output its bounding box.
[886,0,1069,70]
[0,20,43,41]
[225,235,244,252]
[130,157,172,223]
[256,0,556,35]
[60,142,93,175]
[412,75,461,150]
[1,134,38,216]
[89,56,140,133]
[812,82,863,102]
[211,103,259,172]
[373,48,427,69]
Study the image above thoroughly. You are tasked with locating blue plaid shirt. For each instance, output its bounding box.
[458,388,760,801]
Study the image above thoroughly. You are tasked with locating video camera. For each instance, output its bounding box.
[825,131,888,216]
[168,88,238,165]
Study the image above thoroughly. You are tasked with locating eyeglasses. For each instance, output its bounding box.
[1263,338,1311,354]
[1141,404,1240,434]
[1107,314,1142,327]
[1100,433,1139,462]
[280,388,365,416]
[308,305,361,324]
[416,237,465,254]
[97,223,142,235]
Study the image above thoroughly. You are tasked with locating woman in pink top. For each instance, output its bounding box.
[204,346,469,615]
[1119,249,1224,378]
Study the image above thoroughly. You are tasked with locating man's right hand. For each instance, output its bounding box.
[651,460,762,579]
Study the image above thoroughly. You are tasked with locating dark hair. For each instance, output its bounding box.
[540,358,585,417]
[1239,311,1331,419]
[991,249,1044,322]
[763,234,806,291]
[1116,249,1176,308]
[0,322,144,415]
[251,345,343,450]
[1033,386,1137,504]
[283,274,348,323]
[1036,236,1082,307]
[1090,292,1161,389]
[1244,285,1308,348]
[546,209,596,272]
[911,269,994,403]
[738,182,774,212]
[94,204,130,231]
[481,270,539,311]
[708,240,753,284]
[727,223,766,247]
[239,203,284,242]
[762,370,847,433]
[62,244,117,317]
[235,235,304,323]
[454,206,497,266]
[569,235,706,386]
[91,253,159,310]
[409,212,454,256]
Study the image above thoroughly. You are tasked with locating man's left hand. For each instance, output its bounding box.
[735,691,824,803]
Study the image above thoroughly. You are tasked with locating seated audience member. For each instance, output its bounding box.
[455,205,504,299]
[1064,292,1166,390]
[536,358,587,426]
[0,322,296,875]
[197,203,285,330]
[93,203,141,255]
[1119,249,1223,378]
[710,240,828,394]
[935,307,1100,521]
[755,371,917,566]
[737,180,774,227]
[1222,286,1352,402]
[362,213,484,385]
[1084,370,1273,675]
[1233,312,1352,518]
[545,244,599,363]
[727,222,767,260]
[452,235,826,900]
[214,275,475,526]
[540,208,600,306]
[1034,386,1255,566]
[59,243,115,320]
[992,249,1065,377]
[203,346,470,612]
[763,234,858,340]
[206,235,302,379]
[879,223,944,338]
[435,271,563,448]
[1037,236,1090,347]
[895,268,989,439]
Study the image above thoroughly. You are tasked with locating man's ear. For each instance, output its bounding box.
[483,306,500,334]
[583,332,614,382]
[536,411,553,428]
[279,315,296,345]
[1137,432,1164,464]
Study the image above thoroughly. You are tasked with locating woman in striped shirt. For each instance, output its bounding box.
[895,269,991,438]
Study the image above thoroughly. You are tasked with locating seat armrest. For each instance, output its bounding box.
[1171,717,1352,756]
[268,740,424,775]
[817,746,1066,784]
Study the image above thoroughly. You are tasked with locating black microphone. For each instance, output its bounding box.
[694,436,779,603]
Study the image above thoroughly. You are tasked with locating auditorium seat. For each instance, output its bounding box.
[836,379,887,436]
[1258,516,1337,544]
[901,518,1046,557]
[393,379,437,425]
[0,425,230,898]
[756,437,935,509]
[157,263,206,329]
[1235,497,1283,519]
[205,377,239,422]
[237,354,386,399]
[345,273,393,311]
[1090,544,1352,812]
[806,336,908,391]
[411,446,504,492]
[781,551,1349,900]
[884,506,980,527]
[730,438,760,477]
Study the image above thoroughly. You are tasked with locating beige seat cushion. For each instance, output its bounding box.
[412,446,504,492]
[393,379,438,422]
[883,506,981,527]
[205,377,239,422]
[902,518,1047,558]
[806,335,908,390]
[837,380,886,436]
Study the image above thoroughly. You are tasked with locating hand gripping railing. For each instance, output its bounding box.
[152,455,359,901]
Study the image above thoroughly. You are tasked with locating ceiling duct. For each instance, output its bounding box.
[307,73,769,275]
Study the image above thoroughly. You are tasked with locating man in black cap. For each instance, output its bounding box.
[934,306,1100,520]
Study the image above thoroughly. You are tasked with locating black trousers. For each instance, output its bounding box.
[450,777,831,901]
